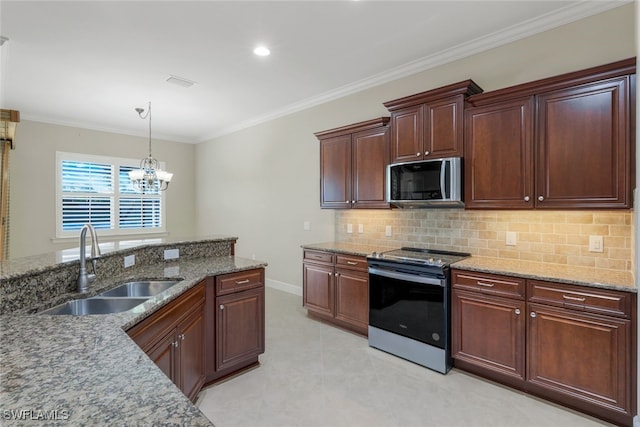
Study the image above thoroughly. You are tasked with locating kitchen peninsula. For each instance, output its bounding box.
[0,236,267,426]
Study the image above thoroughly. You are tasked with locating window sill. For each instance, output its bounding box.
[51,231,169,246]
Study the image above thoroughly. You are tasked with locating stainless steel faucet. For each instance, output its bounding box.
[77,224,101,293]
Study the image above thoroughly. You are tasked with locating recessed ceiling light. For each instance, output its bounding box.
[253,46,270,57]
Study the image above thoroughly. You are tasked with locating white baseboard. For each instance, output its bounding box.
[634,414,639,427]
[266,278,302,296]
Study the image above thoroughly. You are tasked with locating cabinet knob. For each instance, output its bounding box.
[345,200,349,204]
[416,152,421,156]
[524,196,530,202]
[538,196,544,202]
[219,304,224,310]
[172,341,179,348]
[334,273,338,277]
[179,334,185,341]
[351,200,355,203]
[515,308,521,315]
[530,312,536,318]
[424,151,430,156]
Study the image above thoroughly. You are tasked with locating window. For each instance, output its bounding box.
[56,152,166,238]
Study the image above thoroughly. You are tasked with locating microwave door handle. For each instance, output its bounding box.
[440,161,447,199]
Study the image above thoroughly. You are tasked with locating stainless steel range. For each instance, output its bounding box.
[367,247,470,374]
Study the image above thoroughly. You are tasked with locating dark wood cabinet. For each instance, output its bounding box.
[302,249,368,335]
[127,281,206,402]
[464,98,534,209]
[451,268,637,426]
[384,80,482,163]
[316,118,390,209]
[452,271,526,387]
[216,287,265,371]
[206,268,265,383]
[465,58,635,210]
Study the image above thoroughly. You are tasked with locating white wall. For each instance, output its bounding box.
[8,120,196,258]
[196,4,636,291]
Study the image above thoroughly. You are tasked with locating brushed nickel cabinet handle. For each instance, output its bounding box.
[477,282,495,287]
[562,295,586,302]
[235,279,250,284]
[347,261,358,265]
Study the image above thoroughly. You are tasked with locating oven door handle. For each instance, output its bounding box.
[369,267,444,286]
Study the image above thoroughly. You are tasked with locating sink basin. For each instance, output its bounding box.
[41,297,148,315]
[96,280,180,298]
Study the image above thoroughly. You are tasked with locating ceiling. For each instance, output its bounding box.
[0,1,629,143]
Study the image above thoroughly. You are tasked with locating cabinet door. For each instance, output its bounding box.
[334,268,369,334]
[452,290,526,384]
[352,126,390,209]
[146,331,177,385]
[425,95,464,158]
[536,77,630,208]
[464,98,534,209]
[216,287,265,371]
[390,105,424,163]
[178,302,205,402]
[320,135,352,208]
[527,303,631,415]
[303,262,334,317]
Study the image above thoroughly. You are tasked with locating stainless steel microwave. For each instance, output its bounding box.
[386,157,463,208]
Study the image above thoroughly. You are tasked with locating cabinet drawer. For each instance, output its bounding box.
[335,254,368,272]
[127,281,205,352]
[304,250,334,264]
[527,280,631,318]
[216,269,264,296]
[452,270,525,299]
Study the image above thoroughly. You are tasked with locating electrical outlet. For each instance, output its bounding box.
[506,231,517,246]
[164,249,179,260]
[164,266,179,277]
[385,225,392,237]
[347,224,353,234]
[589,235,604,253]
[124,254,135,268]
[358,224,364,233]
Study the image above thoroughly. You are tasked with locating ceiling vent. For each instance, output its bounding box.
[166,75,196,88]
[0,110,20,149]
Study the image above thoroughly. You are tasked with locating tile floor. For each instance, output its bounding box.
[197,287,613,427]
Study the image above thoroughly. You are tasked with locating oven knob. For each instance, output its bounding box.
[371,252,377,258]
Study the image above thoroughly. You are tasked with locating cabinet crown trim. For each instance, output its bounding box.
[467,57,636,107]
[383,79,483,111]
[314,117,390,139]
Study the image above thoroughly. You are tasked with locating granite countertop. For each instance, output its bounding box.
[0,254,267,426]
[301,241,390,257]
[302,242,637,293]
[452,256,636,293]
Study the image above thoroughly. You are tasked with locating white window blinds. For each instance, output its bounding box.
[56,152,165,238]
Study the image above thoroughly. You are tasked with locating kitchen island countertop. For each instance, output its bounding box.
[0,253,267,426]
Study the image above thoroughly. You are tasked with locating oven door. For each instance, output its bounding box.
[369,267,447,349]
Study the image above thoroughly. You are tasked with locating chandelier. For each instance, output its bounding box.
[128,102,173,192]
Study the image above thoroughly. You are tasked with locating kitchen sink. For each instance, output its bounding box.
[96,280,180,298]
[41,297,148,315]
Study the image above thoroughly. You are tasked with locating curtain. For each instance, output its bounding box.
[0,140,10,260]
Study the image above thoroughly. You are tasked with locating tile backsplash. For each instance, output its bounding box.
[336,210,635,272]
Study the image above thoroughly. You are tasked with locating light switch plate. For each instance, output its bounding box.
[589,235,604,252]
[506,231,517,246]
[358,224,364,233]
[124,254,135,268]
[303,221,311,231]
[164,249,179,260]
[347,224,353,234]
[385,225,392,237]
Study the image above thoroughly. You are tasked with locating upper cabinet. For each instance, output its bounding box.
[383,80,483,163]
[315,117,390,209]
[465,58,636,210]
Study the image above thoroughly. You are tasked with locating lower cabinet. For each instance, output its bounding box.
[302,249,368,335]
[451,269,636,427]
[127,267,266,402]
[127,281,206,402]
